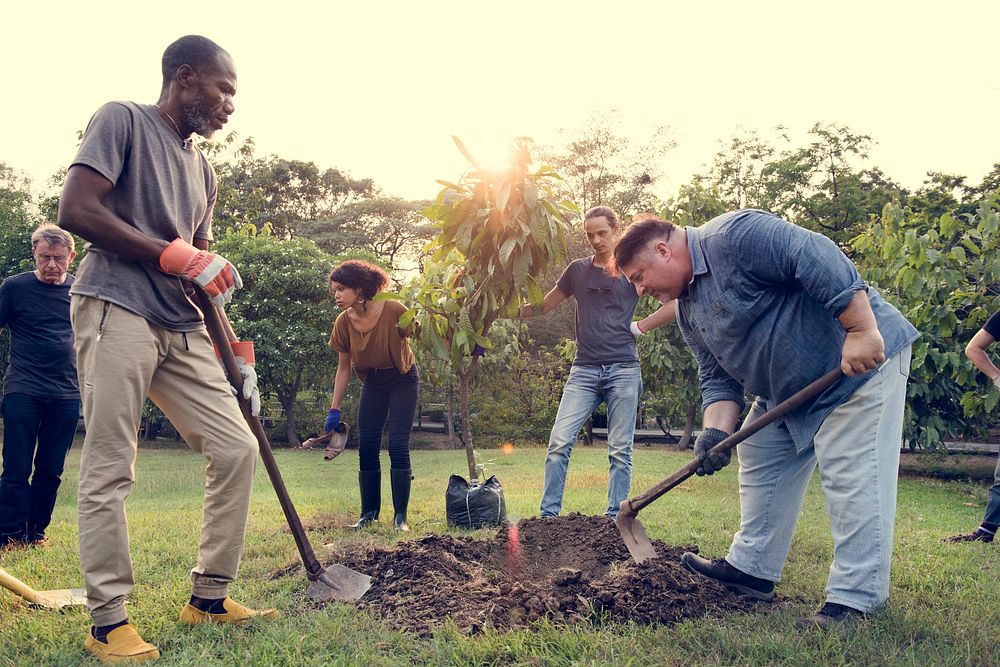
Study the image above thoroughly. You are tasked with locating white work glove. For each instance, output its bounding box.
[220,341,261,417]
[993,375,1000,390]
[630,321,645,338]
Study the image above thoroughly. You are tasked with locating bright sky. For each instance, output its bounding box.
[4,1,998,202]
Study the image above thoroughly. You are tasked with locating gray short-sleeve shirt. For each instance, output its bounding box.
[69,101,217,331]
[556,257,640,365]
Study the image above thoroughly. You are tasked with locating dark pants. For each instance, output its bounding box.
[357,366,419,472]
[0,393,79,541]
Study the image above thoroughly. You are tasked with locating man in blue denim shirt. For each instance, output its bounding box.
[521,206,675,518]
[612,209,918,628]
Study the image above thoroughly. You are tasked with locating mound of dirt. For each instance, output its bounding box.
[320,514,766,636]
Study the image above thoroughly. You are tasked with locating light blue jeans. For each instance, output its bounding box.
[540,363,642,518]
[726,347,911,612]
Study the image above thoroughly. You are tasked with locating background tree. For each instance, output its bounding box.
[541,111,674,218]
[696,123,909,249]
[409,137,575,479]
[852,195,1000,448]
[0,164,43,389]
[210,135,374,237]
[211,227,342,446]
[295,196,435,278]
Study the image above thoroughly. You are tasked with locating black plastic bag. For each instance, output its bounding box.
[446,474,507,529]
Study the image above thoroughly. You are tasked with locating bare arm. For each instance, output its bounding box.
[57,165,169,262]
[635,300,676,333]
[702,400,742,434]
[331,351,353,409]
[837,290,885,377]
[519,286,568,318]
[965,329,1000,382]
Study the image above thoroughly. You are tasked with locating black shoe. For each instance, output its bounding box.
[945,528,995,543]
[348,470,381,530]
[798,601,866,629]
[681,552,775,601]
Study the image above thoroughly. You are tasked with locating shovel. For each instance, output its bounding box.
[0,566,87,610]
[616,367,843,563]
[195,289,371,602]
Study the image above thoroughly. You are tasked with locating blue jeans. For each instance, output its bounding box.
[726,347,910,612]
[357,366,419,472]
[0,393,79,541]
[984,450,1000,525]
[540,363,642,518]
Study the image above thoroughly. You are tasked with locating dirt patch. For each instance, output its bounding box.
[313,514,766,636]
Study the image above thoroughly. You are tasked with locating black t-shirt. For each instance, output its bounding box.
[0,272,80,399]
[984,310,1000,340]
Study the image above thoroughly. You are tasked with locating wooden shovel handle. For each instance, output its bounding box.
[194,289,326,580]
[625,367,844,514]
[0,566,44,605]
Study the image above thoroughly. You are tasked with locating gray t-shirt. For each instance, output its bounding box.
[69,101,216,332]
[556,257,640,365]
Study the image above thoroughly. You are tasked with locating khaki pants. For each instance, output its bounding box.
[72,296,258,626]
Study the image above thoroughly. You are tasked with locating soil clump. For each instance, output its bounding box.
[323,513,766,636]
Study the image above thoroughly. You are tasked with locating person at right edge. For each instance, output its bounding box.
[610,209,918,629]
[326,260,419,532]
[945,310,1000,544]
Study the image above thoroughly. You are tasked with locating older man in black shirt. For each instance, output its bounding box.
[0,224,80,550]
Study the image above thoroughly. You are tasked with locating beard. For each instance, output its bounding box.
[182,90,216,138]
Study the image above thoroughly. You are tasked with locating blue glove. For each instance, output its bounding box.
[324,408,341,433]
[694,427,732,476]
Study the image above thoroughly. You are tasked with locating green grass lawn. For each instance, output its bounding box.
[1,438,997,666]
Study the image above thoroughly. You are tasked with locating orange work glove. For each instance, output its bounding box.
[159,238,242,308]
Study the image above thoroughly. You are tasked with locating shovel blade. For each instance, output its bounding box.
[307,564,371,602]
[616,510,658,564]
[34,588,88,610]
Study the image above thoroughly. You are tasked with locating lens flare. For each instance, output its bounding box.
[506,521,522,570]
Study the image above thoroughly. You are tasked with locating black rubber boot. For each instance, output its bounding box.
[390,468,413,532]
[348,470,380,529]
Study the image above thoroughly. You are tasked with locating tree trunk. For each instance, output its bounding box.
[446,380,457,448]
[459,369,476,480]
[279,370,304,448]
[676,401,697,451]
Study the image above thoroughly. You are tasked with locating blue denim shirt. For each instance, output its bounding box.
[678,209,919,451]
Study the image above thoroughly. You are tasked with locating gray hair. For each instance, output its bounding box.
[31,224,75,252]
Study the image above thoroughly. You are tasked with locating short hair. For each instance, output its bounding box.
[328,260,389,300]
[161,35,229,89]
[609,217,675,277]
[31,224,75,253]
[584,205,619,229]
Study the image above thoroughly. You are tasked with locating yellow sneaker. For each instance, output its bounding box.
[179,597,281,625]
[84,624,160,663]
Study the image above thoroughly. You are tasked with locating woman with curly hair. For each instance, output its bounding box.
[325,260,419,531]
